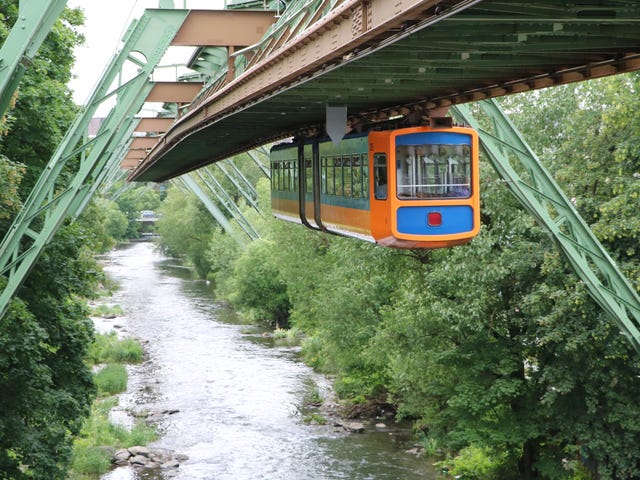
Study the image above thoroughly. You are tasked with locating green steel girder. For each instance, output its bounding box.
[0,0,68,117]
[453,99,640,351]
[197,168,260,241]
[73,119,142,218]
[100,162,130,198]
[0,9,190,319]
[216,160,260,212]
[107,176,137,202]
[179,173,246,245]
[247,149,271,179]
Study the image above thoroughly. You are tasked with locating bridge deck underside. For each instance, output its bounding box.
[131,0,640,182]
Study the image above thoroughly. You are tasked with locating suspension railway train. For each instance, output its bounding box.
[270,124,480,249]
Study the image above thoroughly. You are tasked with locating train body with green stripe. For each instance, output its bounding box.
[270,125,480,249]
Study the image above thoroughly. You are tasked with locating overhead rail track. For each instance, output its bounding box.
[129,0,640,182]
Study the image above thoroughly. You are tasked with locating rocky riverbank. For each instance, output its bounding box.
[112,445,186,470]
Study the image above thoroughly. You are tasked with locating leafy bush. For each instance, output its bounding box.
[273,326,303,345]
[438,445,514,480]
[227,239,291,327]
[157,189,215,277]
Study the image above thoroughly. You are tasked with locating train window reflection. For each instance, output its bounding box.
[374,153,388,200]
[396,143,471,199]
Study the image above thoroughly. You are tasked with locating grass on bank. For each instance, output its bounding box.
[87,331,143,364]
[68,332,156,480]
[69,398,157,480]
[273,326,303,345]
[93,364,128,396]
[90,303,124,318]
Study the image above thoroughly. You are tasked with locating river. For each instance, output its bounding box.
[97,242,438,480]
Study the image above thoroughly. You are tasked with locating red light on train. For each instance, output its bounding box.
[427,211,442,227]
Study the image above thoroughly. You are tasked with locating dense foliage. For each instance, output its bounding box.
[0,3,106,478]
[159,73,640,479]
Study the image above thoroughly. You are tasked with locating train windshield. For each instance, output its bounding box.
[395,132,472,199]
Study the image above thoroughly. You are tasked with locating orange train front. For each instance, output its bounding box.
[271,124,480,249]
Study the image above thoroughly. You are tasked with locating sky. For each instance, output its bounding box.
[67,0,224,108]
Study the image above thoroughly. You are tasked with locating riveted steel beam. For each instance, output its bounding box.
[130,0,482,180]
[128,0,640,183]
[171,9,276,46]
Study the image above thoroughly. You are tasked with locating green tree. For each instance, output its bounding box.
[79,198,129,253]
[114,185,161,239]
[205,226,239,290]
[226,238,290,327]
[157,187,216,277]
[0,1,84,192]
[0,3,99,478]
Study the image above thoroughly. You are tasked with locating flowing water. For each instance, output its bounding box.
[97,242,438,480]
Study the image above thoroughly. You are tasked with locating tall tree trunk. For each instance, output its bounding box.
[519,439,539,479]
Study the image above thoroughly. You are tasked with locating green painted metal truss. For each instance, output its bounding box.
[454,100,640,351]
[0,9,191,319]
[0,0,68,118]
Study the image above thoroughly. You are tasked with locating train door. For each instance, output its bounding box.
[368,131,392,242]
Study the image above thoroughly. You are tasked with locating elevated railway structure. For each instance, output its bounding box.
[0,0,640,349]
[130,0,640,182]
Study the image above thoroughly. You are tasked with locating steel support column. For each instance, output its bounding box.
[216,160,260,212]
[179,173,245,245]
[0,9,190,319]
[197,168,260,240]
[453,99,640,351]
[0,0,68,117]
[247,149,270,179]
[72,117,143,218]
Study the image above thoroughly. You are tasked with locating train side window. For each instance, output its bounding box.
[271,161,280,191]
[374,153,387,200]
[342,155,352,197]
[321,157,327,194]
[292,160,298,191]
[352,154,365,198]
[305,159,313,194]
[272,159,298,192]
[327,157,335,195]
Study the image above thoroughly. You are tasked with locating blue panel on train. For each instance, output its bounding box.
[396,205,474,235]
[395,132,472,146]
